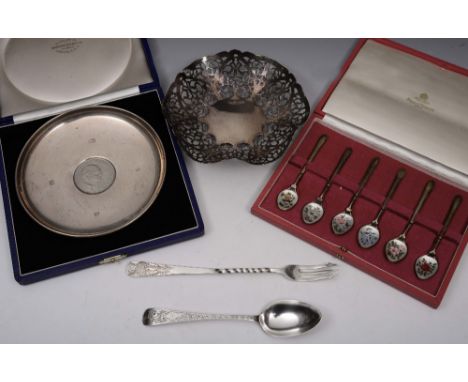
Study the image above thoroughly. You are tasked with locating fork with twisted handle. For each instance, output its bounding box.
[127,261,338,282]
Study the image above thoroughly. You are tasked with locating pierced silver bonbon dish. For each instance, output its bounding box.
[164,50,309,164]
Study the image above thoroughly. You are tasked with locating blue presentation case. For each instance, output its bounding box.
[0,39,204,284]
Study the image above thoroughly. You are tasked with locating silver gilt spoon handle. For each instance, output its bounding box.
[143,308,256,326]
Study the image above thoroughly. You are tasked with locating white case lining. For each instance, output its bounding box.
[323,40,468,189]
[0,38,153,119]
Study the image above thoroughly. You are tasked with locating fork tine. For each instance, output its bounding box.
[296,267,336,273]
[290,263,339,281]
[300,269,338,276]
[295,271,338,281]
[295,276,336,282]
[295,265,337,273]
[297,268,339,275]
[294,263,338,271]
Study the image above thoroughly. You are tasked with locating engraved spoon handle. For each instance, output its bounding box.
[127,261,275,277]
[347,157,380,209]
[318,147,352,201]
[293,135,328,186]
[143,308,257,326]
[432,195,462,250]
[402,180,435,236]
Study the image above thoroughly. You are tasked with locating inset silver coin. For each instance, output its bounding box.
[73,157,116,195]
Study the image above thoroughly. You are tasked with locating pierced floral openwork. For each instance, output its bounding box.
[164,50,310,164]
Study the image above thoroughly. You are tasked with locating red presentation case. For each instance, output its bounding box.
[251,39,468,308]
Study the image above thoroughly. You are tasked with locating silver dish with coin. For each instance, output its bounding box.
[15,106,166,237]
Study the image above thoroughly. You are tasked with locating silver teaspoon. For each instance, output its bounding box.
[331,157,380,235]
[302,147,353,224]
[385,180,435,263]
[277,135,328,210]
[414,195,462,280]
[143,300,321,338]
[357,168,406,248]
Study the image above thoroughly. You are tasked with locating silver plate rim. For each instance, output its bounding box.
[15,105,167,238]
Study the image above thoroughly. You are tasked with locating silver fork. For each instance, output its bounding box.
[126,261,338,282]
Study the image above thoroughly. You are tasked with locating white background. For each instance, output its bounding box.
[0,39,467,344]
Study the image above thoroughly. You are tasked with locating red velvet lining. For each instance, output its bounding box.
[258,121,468,297]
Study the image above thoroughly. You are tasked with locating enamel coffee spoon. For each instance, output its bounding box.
[357,168,406,248]
[385,180,435,263]
[414,195,462,280]
[277,135,328,210]
[331,157,380,235]
[302,148,352,224]
[143,300,321,338]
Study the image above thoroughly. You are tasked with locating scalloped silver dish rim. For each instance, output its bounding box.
[163,49,310,164]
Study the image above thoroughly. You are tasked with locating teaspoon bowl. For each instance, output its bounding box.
[331,211,354,235]
[358,224,380,248]
[385,236,408,262]
[414,254,439,280]
[302,201,324,224]
[258,300,321,337]
[277,188,299,211]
